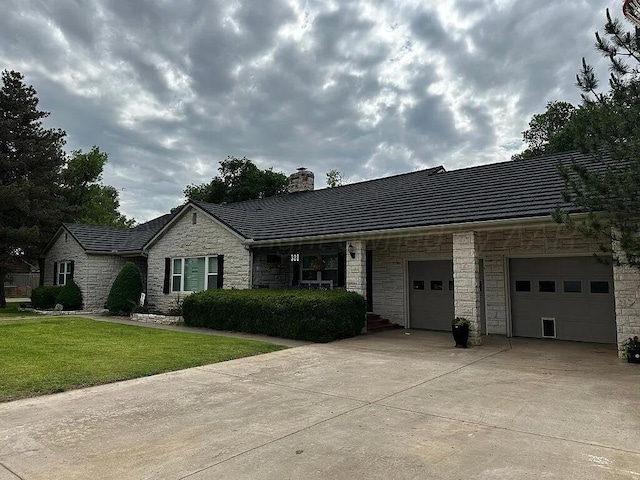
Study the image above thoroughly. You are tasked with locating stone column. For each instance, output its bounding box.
[453,231,482,346]
[612,237,640,358]
[346,240,367,297]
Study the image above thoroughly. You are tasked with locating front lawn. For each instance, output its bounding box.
[0,301,39,318]
[0,317,285,402]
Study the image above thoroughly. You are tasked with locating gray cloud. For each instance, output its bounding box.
[0,0,621,221]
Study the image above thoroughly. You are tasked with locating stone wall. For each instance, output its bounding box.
[345,240,366,297]
[146,206,250,312]
[44,231,128,310]
[453,232,482,345]
[369,234,453,326]
[367,225,604,332]
[252,252,291,288]
[612,237,640,355]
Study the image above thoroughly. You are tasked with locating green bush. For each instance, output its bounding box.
[56,280,83,310]
[107,262,143,314]
[182,289,366,343]
[31,286,63,309]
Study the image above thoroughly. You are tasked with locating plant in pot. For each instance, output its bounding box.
[452,317,470,348]
[311,255,326,271]
[623,336,640,364]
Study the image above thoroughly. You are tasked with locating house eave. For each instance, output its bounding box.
[243,214,589,247]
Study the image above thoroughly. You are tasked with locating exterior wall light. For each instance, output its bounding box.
[348,243,356,259]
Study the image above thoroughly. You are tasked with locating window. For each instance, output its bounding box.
[57,261,72,286]
[171,256,219,292]
[301,254,338,284]
[430,280,443,291]
[413,280,425,290]
[538,281,556,293]
[590,281,610,294]
[563,281,582,293]
[515,280,531,292]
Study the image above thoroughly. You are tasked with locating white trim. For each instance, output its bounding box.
[541,317,557,338]
[244,215,588,247]
[171,255,219,293]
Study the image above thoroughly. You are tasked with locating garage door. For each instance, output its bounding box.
[509,257,615,343]
[409,260,454,331]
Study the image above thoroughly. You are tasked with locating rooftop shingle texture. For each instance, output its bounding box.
[193,151,621,241]
[65,213,173,253]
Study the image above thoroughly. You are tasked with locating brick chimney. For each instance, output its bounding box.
[288,167,314,193]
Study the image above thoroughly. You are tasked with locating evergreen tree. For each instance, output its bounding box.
[554,10,640,268]
[0,70,67,307]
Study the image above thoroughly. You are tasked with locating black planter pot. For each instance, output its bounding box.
[628,349,640,364]
[452,324,469,348]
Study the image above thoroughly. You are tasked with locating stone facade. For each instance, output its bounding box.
[369,233,453,326]
[146,206,250,312]
[612,237,640,356]
[367,224,607,337]
[453,231,482,345]
[44,231,129,310]
[252,252,292,288]
[345,240,366,297]
[287,168,314,193]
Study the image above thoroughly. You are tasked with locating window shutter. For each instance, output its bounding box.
[70,261,75,280]
[163,258,171,294]
[217,255,224,289]
[53,262,58,285]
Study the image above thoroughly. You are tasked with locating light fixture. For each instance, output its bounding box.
[347,243,356,259]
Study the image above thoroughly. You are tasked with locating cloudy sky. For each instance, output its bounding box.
[0,0,622,222]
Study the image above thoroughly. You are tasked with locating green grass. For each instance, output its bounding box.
[0,317,285,402]
[0,301,38,318]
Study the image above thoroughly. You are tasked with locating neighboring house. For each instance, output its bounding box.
[41,214,173,310]
[4,256,39,297]
[42,151,640,354]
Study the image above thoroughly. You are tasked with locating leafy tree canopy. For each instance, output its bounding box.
[512,101,577,160]
[326,169,344,188]
[61,146,134,227]
[184,156,288,204]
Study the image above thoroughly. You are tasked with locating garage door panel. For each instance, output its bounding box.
[510,257,615,344]
[409,260,454,331]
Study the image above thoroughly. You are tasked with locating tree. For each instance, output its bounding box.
[553,9,640,269]
[184,156,288,204]
[326,169,344,187]
[61,146,134,227]
[512,101,577,160]
[0,70,67,307]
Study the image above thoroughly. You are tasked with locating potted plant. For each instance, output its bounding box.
[311,255,326,271]
[452,317,470,348]
[623,336,640,363]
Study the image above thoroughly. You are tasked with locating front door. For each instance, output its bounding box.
[409,260,454,330]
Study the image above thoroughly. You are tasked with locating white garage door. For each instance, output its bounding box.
[509,257,615,343]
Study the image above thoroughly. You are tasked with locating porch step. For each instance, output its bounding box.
[366,313,399,333]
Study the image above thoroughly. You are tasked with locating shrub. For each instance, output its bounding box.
[182,289,366,343]
[31,286,63,309]
[107,262,143,314]
[56,280,83,310]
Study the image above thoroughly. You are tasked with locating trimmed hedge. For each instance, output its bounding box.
[31,286,63,309]
[107,262,144,314]
[57,280,83,310]
[182,289,366,343]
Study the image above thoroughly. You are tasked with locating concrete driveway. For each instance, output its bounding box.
[1,330,639,479]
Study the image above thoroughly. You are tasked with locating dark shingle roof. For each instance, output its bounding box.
[64,213,173,253]
[193,151,622,241]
